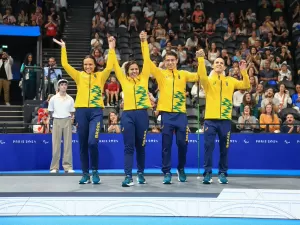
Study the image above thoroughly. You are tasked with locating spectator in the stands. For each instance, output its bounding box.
[246,47,261,70]
[259,60,278,89]
[248,76,257,94]
[247,65,258,83]
[92,48,104,70]
[205,17,215,34]
[240,92,259,118]
[150,46,163,62]
[215,12,228,30]
[43,57,62,95]
[207,41,220,64]
[291,84,300,111]
[192,6,205,22]
[118,13,127,28]
[279,31,291,47]
[94,0,103,13]
[106,76,119,106]
[128,13,138,33]
[240,42,249,59]
[91,33,103,50]
[169,0,179,13]
[245,8,256,23]
[259,104,280,133]
[0,51,13,105]
[221,49,231,67]
[149,37,160,52]
[107,111,121,134]
[3,8,16,25]
[280,114,299,133]
[252,83,265,110]
[280,46,292,62]
[274,83,292,112]
[106,14,115,28]
[248,31,259,47]
[278,62,292,82]
[237,105,258,133]
[31,7,43,26]
[261,88,280,112]
[18,10,28,26]
[236,21,248,36]
[263,32,274,47]
[20,53,37,100]
[44,16,58,48]
[185,34,198,51]
[233,89,246,113]
[224,26,236,41]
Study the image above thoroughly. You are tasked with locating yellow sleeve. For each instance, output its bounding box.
[234,69,250,90]
[197,57,209,90]
[61,47,80,83]
[141,43,163,83]
[99,49,115,84]
[140,41,150,78]
[108,49,125,84]
[184,71,199,82]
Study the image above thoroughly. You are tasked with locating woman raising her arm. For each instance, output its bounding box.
[111,31,151,187]
[53,37,115,184]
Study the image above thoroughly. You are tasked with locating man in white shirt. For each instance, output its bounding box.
[48,79,75,173]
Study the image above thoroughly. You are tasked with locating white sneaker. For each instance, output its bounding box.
[5,103,10,106]
[66,169,75,173]
[50,169,58,173]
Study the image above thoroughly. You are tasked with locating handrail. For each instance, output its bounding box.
[22,65,64,102]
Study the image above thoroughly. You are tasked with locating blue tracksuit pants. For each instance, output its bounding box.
[161,112,188,174]
[75,108,103,175]
[203,119,231,176]
[121,109,149,177]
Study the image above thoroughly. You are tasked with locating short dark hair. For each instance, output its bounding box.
[163,51,178,60]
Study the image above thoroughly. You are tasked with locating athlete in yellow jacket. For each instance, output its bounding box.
[196,50,250,185]
[145,49,200,184]
[111,32,151,187]
[53,38,115,185]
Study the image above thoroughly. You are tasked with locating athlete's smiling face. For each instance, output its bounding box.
[83,58,96,74]
[213,58,225,74]
[164,55,178,70]
[128,63,139,78]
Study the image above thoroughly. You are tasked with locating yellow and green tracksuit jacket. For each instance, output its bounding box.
[61,47,114,108]
[148,62,199,113]
[111,41,151,110]
[197,57,250,120]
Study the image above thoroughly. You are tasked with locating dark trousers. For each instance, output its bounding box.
[75,108,102,174]
[161,112,188,174]
[203,119,231,176]
[121,109,149,177]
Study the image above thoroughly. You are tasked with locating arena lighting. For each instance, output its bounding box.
[1,45,8,49]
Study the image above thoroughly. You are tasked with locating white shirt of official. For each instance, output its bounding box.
[48,93,75,118]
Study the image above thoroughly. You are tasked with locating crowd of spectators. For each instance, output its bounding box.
[0,0,67,47]
[88,0,300,134]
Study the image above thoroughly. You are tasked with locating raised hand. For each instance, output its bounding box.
[139,31,147,42]
[196,49,205,58]
[108,36,116,49]
[239,60,247,71]
[53,38,66,48]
